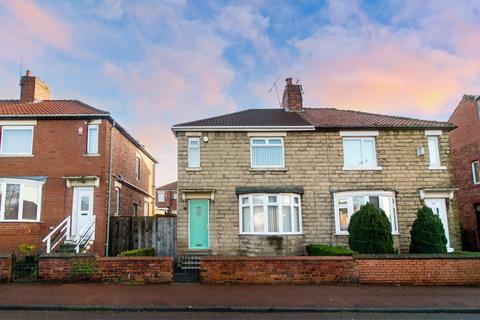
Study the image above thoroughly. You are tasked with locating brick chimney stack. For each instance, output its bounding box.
[281,77,303,111]
[20,70,51,102]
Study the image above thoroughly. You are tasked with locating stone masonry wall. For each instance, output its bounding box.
[177,130,459,255]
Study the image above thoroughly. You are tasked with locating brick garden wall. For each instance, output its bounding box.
[0,255,12,282]
[37,255,172,284]
[200,256,358,284]
[355,255,480,286]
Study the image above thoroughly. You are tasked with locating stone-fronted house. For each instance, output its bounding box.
[0,71,157,255]
[449,95,480,251]
[172,78,459,255]
[156,181,177,215]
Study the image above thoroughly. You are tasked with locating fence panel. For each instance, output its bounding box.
[109,216,176,256]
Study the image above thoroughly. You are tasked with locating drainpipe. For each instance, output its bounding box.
[105,119,115,256]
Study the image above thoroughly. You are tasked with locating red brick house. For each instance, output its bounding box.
[0,71,157,255]
[449,95,480,251]
[155,181,177,215]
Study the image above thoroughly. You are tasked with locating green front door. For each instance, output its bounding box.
[189,199,209,250]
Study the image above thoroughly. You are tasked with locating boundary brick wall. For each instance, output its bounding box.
[200,256,358,285]
[38,255,172,284]
[355,255,480,286]
[0,255,12,282]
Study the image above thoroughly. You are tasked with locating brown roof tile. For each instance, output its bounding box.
[157,181,177,191]
[0,100,109,116]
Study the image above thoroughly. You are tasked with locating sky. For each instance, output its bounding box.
[1,0,480,186]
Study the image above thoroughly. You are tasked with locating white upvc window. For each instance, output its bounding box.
[0,126,34,156]
[173,192,177,200]
[114,187,120,216]
[188,137,200,168]
[425,130,445,170]
[0,178,44,222]
[86,124,99,154]
[135,156,141,180]
[341,132,381,170]
[472,161,480,185]
[239,193,302,235]
[250,137,284,168]
[158,191,165,202]
[333,191,398,235]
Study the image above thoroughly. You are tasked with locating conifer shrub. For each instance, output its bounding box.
[348,202,394,254]
[409,206,447,253]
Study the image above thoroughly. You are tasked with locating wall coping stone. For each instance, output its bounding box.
[201,256,354,261]
[97,256,173,261]
[355,253,480,260]
[40,253,96,259]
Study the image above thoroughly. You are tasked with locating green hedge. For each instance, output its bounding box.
[117,248,155,257]
[306,244,354,256]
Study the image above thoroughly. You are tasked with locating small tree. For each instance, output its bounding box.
[409,206,447,253]
[348,202,394,254]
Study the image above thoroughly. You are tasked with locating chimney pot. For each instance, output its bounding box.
[281,76,303,112]
[26,70,32,77]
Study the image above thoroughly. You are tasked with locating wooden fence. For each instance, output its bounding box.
[109,216,176,256]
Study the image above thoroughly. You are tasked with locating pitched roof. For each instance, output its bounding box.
[173,109,313,128]
[0,100,109,116]
[172,107,454,130]
[157,181,177,191]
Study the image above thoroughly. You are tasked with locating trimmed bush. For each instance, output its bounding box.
[409,206,447,253]
[348,202,394,254]
[306,244,354,256]
[117,248,155,257]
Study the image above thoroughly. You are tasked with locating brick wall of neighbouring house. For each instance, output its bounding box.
[0,255,12,282]
[37,255,172,283]
[355,256,480,285]
[177,130,459,255]
[200,256,357,284]
[449,96,480,250]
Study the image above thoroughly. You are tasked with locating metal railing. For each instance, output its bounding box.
[42,216,71,254]
[75,215,96,253]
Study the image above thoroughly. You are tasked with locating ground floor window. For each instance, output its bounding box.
[239,193,302,234]
[333,190,398,235]
[0,178,44,222]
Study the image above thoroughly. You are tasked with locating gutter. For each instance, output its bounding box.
[171,125,316,133]
[113,174,154,198]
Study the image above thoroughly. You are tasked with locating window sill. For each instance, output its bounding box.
[186,167,202,171]
[0,154,34,157]
[342,166,382,171]
[84,153,100,157]
[249,167,288,172]
[336,232,400,236]
[239,232,303,236]
[428,165,447,170]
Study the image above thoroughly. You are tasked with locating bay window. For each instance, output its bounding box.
[333,191,398,234]
[239,193,302,234]
[250,138,284,168]
[0,126,34,156]
[0,179,44,222]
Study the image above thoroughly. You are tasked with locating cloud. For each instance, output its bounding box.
[91,0,124,21]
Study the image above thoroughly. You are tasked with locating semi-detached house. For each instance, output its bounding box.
[172,78,459,255]
[0,71,157,255]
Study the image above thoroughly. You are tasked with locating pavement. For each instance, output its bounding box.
[0,283,479,313]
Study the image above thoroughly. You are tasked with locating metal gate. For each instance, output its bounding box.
[173,254,201,283]
[11,254,39,282]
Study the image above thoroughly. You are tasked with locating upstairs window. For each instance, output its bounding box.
[0,126,34,156]
[114,187,120,216]
[135,156,141,180]
[0,179,44,222]
[250,138,284,168]
[472,161,480,185]
[427,136,441,167]
[188,138,200,168]
[87,124,99,154]
[158,192,165,202]
[342,137,378,170]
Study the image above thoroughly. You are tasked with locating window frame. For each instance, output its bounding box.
[333,190,398,235]
[238,193,302,235]
[0,126,34,156]
[86,124,99,155]
[114,186,120,216]
[0,178,44,222]
[427,135,442,168]
[135,156,141,180]
[187,137,201,168]
[341,136,380,170]
[250,137,285,169]
[158,191,165,202]
[472,161,480,185]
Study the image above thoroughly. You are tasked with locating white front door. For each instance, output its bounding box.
[72,187,94,237]
[424,198,453,252]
